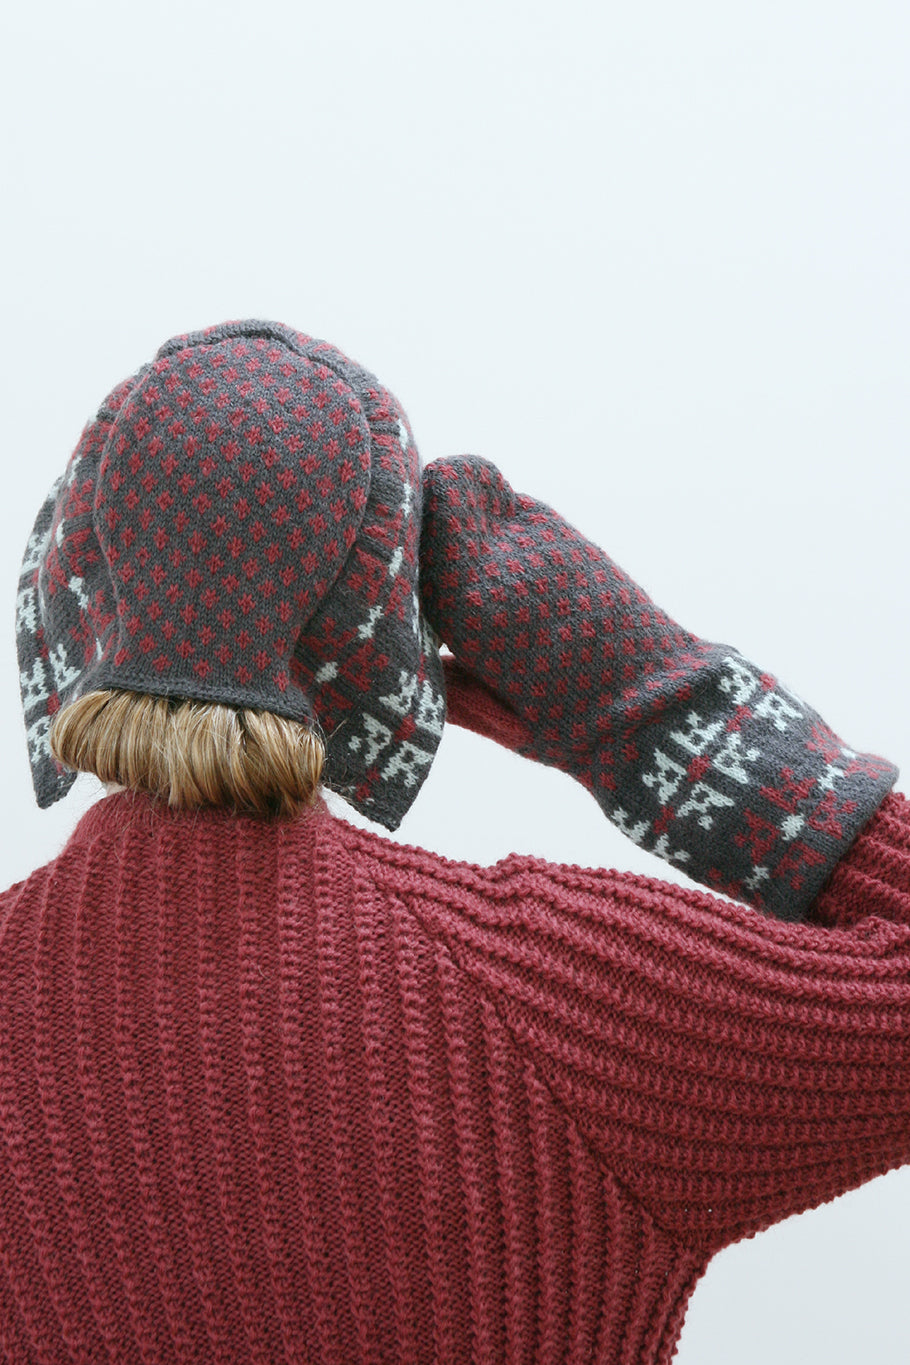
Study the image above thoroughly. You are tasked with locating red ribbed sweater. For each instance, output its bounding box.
[2,789,910,1364]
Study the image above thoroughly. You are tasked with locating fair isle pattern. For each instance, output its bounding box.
[16,375,142,809]
[17,474,78,805]
[421,455,897,920]
[16,322,445,829]
[2,790,910,1361]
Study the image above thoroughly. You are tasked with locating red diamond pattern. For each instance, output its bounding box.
[92,331,372,703]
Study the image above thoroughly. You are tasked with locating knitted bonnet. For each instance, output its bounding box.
[16,320,445,829]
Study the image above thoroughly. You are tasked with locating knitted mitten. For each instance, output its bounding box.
[420,455,897,919]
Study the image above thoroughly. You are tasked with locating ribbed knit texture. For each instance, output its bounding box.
[2,790,910,1363]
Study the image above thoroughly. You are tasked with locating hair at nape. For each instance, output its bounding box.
[49,690,326,819]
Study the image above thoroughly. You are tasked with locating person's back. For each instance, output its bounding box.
[0,791,702,1362]
[5,785,910,1363]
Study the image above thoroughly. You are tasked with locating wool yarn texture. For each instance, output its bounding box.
[1,787,910,1363]
[16,320,897,919]
[421,454,897,919]
[16,320,445,830]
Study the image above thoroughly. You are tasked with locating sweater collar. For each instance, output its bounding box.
[64,788,333,853]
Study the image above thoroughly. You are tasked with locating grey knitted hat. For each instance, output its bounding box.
[16,320,445,828]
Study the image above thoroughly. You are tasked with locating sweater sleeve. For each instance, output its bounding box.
[808,790,910,928]
[394,837,910,1258]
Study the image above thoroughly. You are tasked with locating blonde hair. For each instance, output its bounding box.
[49,690,325,819]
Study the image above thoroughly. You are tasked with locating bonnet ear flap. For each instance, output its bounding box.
[16,475,80,808]
[16,379,139,809]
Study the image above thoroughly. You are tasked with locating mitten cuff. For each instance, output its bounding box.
[584,647,899,920]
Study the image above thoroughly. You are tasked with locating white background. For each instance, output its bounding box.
[2,1,909,1359]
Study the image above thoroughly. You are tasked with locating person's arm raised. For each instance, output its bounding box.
[421,455,896,921]
[391,831,910,1259]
